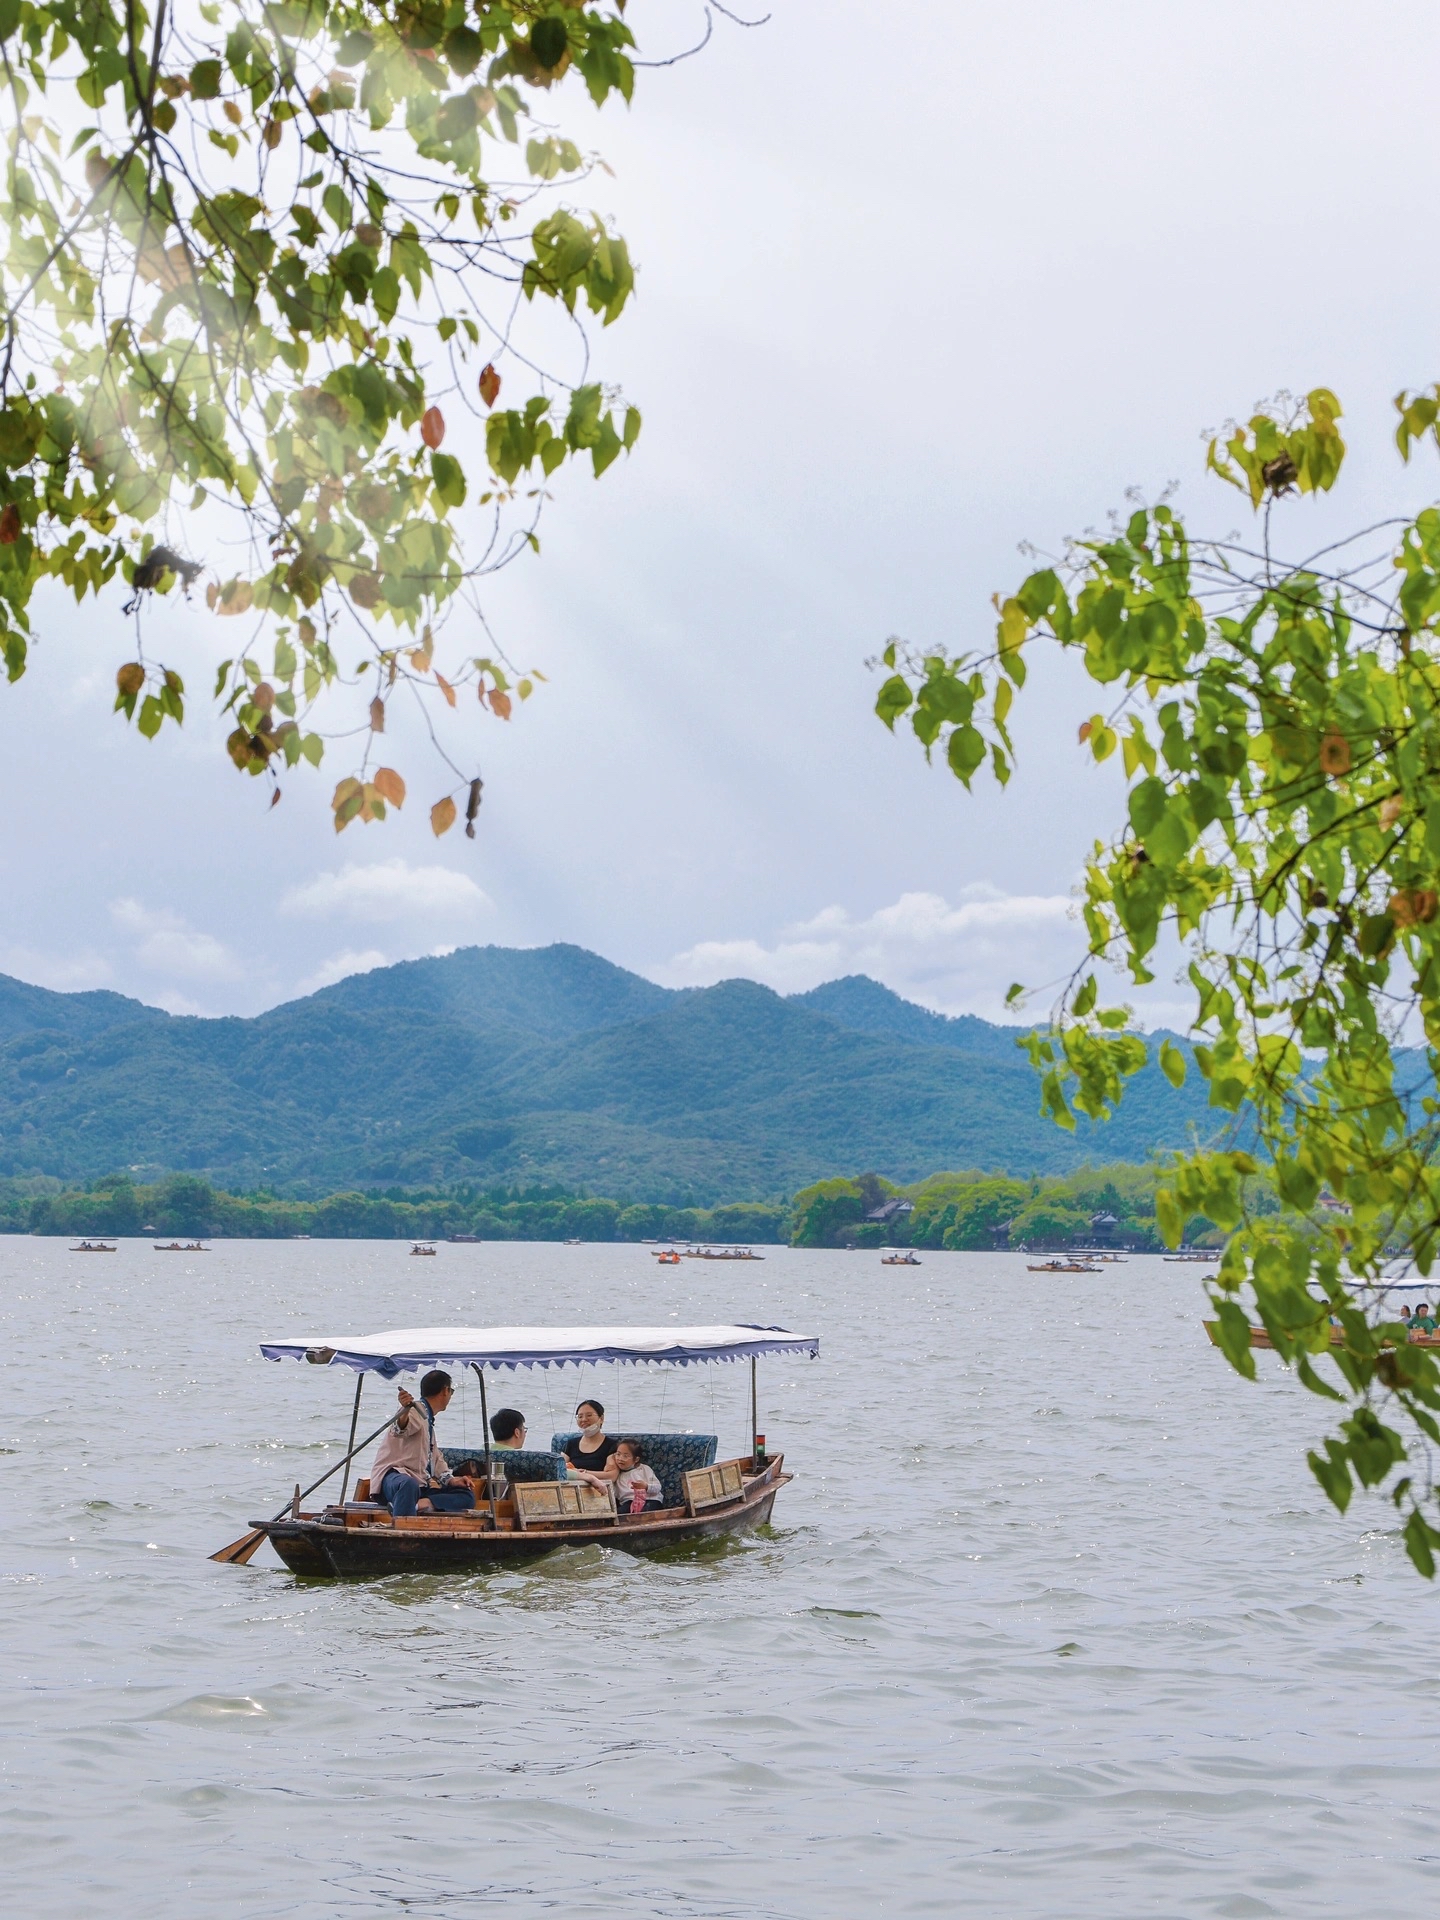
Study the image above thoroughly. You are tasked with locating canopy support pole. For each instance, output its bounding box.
[472,1364,498,1530]
[750,1354,758,1468]
[339,1372,364,1506]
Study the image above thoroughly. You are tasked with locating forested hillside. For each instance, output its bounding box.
[0,944,1221,1200]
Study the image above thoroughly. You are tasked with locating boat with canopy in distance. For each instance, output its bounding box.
[225,1323,818,1578]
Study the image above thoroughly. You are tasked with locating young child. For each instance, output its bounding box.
[613,1439,663,1514]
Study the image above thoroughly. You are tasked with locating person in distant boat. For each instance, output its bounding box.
[613,1438,663,1513]
[369,1369,476,1517]
[490,1408,528,1449]
[563,1399,620,1484]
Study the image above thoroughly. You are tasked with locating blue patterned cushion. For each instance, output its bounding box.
[442,1445,564,1483]
[550,1431,718,1508]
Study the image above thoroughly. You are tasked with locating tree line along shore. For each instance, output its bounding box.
[1,1163,1228,1250]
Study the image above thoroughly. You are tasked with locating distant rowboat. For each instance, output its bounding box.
[410,1243,438,1256]
[71,1240,116,1253]
[1026,1258,1102,1274]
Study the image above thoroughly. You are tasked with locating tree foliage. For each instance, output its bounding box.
[877,386,1440,1574]
[0,0,650,829]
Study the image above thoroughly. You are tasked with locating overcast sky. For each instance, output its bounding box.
[5,0,1440,1024]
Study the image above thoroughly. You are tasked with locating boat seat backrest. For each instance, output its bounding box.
[683,1460,746,1515]
[441,1446,564,1483]
[550,1431,717,1508]
[513,1480,618,1528]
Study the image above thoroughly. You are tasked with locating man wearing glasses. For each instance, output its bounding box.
[489,1408,528,1448]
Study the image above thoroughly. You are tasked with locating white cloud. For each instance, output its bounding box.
[279,859,491,928]
[659,887,1197,1029]
[294,948,390,995]
[0,945,115,992]
[658,888,1076,1021]
[109,898,243,982]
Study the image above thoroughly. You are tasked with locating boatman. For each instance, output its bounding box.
[369,1369,476,1517]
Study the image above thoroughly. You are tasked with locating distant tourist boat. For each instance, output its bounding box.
[653,1249,682,1265]
[70,1240,116,1253]
[685,1247,765,1261]
[410,1243,438,1256]
[220,1323,818,1578]
[1165,1249,1221,1263]
[881,1251,921,1266]
[154,1241,208,1252]
[448,1233,481,1244]
[1026,1257,1103,1274]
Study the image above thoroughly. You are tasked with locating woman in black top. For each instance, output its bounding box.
[564,1399,620,1485]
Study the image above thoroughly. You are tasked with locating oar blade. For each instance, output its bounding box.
[210,1527,266,1565]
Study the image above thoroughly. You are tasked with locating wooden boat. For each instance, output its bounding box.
[448,1233,481,1244]
[70,1240,116,1252]
[154,1241,208,1251]
[238,1322,818,1579]
[1165,1249,1220,1263]
[1204,1320,1440,1351]
[652,1249,682,1265]
[882,1251,921,1266]
[685,1247,765,1261]
[1026,1257,1102,1274]
[410,1243,437,1256]
[260,1456,792,1578]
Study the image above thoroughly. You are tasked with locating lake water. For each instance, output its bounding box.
[2,1239,1436,1918]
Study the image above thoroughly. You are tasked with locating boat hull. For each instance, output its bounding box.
[256,1465,790,1579]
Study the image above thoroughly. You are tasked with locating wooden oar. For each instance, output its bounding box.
[210,1414,396,1565]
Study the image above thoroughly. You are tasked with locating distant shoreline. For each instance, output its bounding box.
[4,1161,1219,1254]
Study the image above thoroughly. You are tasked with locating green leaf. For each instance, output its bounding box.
[875,675,912,730]
[1308,1443,1353,1514]
[945,725,985,786]
[190,59,222,99]
[1404,1509,1438,1579]
[1158,1039,1187,1089]
[430,452,466,508]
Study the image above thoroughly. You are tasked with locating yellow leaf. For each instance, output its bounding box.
[115,662,145,697]
[216,579,254,616]
[997,598,1028,653]
[331,776,363,834]
[1380,794,1404,831]
[373,766,406,808]
[435,673,457,708]
[431,795,457,837]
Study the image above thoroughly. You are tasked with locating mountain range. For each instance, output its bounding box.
[0,944,1219,1200]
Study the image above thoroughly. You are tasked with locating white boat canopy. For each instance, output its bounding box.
[260,1323,819,1377]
